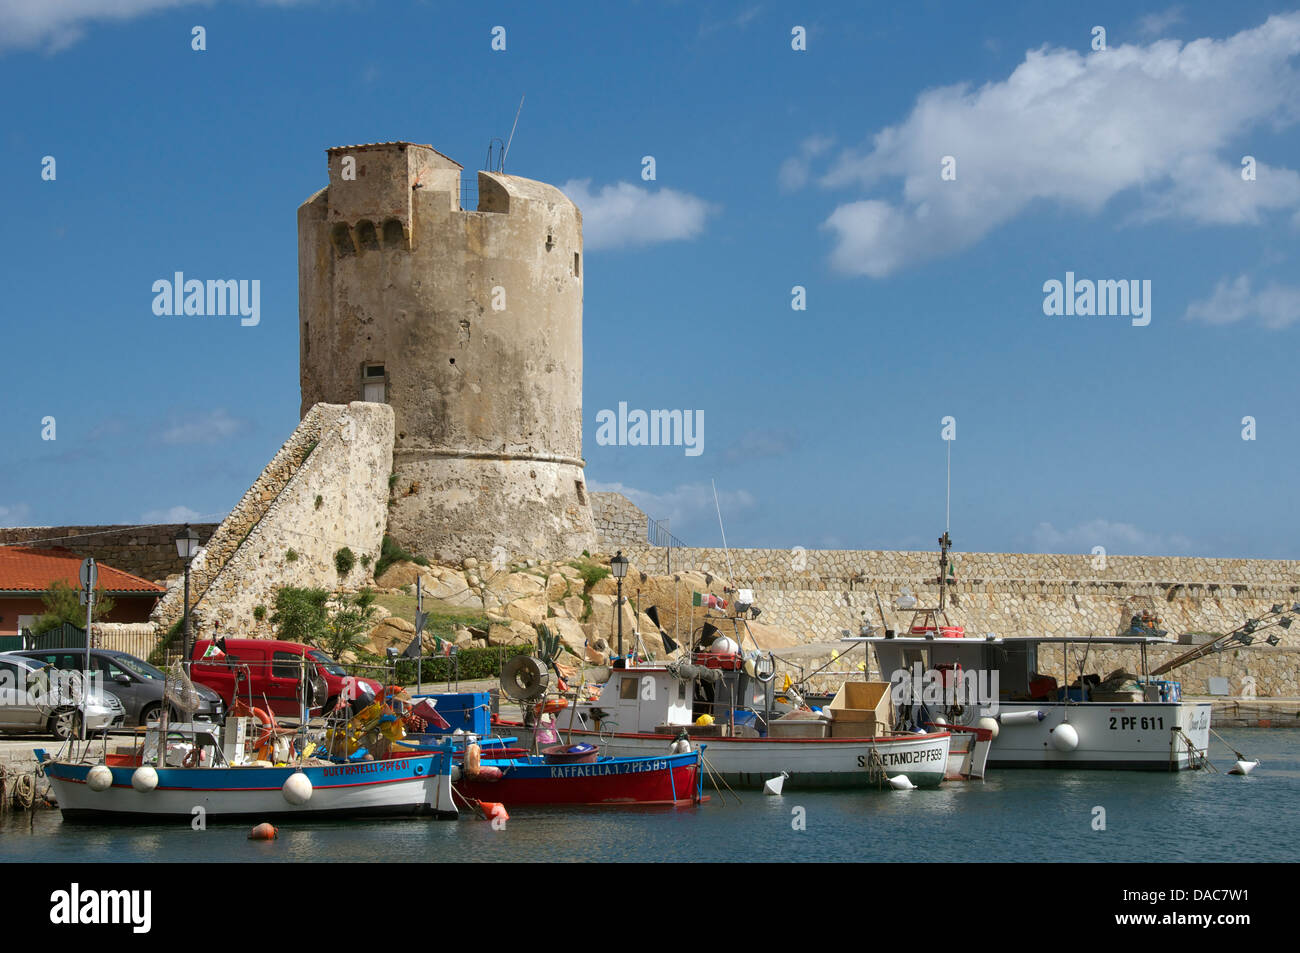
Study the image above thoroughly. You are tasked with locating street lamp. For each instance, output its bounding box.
[610,551,629,658]
[175,524,200,671]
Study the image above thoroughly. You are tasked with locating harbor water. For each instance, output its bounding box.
[2,728,1295,863]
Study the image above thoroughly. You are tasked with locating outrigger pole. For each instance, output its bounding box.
[1149,603,1297,677]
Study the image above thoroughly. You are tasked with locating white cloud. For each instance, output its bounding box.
[588,481,755,531]
[0,0,313,54]
[141,505,205,524]
[803,14,1300,277]
[778,134,835,191]
[1184,274,1300,328]
[1137,7,1185,38]
[559,180,715,251]
[1029,519,1195,556]
[0,503,32,527]
[160,408,247,445]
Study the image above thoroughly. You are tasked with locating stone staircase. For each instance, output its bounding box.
[149,404,333,637]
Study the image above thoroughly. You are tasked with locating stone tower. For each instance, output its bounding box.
[298,141,596,562]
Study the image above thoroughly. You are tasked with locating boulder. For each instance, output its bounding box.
[505,595,548,625]
[545,573,569,603]
[562,596,586,621]
[549,617,589,656]
[366,616,417,654]
[374,560,426,590]
[488,619,538,647]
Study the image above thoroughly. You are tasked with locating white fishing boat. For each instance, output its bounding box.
[842,632,1211,771]
[501,656,951,790]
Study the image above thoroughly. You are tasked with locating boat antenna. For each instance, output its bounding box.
[711,478,736,586]
[502,94,524,172]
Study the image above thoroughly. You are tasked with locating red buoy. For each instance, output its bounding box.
[248,823,279,841]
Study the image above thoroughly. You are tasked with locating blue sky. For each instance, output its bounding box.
[1,1,1298,559]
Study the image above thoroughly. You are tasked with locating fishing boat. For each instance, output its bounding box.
[36,722,457,816]
[839,534,1212,771]
[848,631,1210,771]
[38,719,458,822]
[454,744,705,807]
[499,645,951,790]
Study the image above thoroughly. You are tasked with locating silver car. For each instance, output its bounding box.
[0,654,125,739]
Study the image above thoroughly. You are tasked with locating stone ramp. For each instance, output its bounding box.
[150,402,393,642]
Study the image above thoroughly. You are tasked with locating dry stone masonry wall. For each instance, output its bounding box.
[151,402,394,640]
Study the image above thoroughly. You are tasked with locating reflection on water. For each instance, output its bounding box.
[4,729,1296,863]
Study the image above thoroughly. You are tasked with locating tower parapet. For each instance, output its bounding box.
[299,141,595,562]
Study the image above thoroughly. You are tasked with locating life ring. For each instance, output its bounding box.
[182,746,202,769]
[251,707,276,751]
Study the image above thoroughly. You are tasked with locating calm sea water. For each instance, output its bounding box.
[3,728,1296,863]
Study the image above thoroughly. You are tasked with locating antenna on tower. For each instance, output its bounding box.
[501,95,525,172]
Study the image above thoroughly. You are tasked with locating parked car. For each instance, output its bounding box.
[189,638,383,719]
[10,648,224,727]
[0,653,125,739]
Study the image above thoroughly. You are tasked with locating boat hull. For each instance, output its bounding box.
[501,728,951,789]
[42,754,457,823]
[456,750,702,806]
[986,702,1211,770]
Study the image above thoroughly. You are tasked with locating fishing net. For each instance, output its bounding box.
[165,661,203,715]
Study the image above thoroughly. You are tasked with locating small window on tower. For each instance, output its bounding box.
[573,252,580,278]
[362,363,387,403]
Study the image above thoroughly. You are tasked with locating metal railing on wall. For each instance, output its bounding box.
[647,517,688,573]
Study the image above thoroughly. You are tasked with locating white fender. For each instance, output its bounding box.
[282,772,313,805]
[131,766,158,792]
[999,710,1045,726]
[87,764,113,792]
[1051,723,1079,752]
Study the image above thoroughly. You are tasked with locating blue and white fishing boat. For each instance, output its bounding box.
[38,719,458,822]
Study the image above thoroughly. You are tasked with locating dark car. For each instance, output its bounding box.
[12,648,224,726]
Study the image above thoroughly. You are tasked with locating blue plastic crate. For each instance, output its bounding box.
[413,691,491,735]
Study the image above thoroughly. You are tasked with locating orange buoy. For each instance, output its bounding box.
[482,802,508,822]
[476,765,503,782]
[248,823,279,841]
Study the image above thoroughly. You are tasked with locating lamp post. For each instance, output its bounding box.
[610,551,629,658]
[174,524,200,672]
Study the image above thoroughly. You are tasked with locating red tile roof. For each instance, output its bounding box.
[0,547,164,594]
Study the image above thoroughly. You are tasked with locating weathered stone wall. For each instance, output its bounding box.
[299,142,595,563]
[793,643,1300,700]
[0,524,220,584]
[586,487,1300,696]
[151,402,393,640]
[589,492,647,551]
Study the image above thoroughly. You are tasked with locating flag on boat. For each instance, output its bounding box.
[201,643,225,659]
[692,592,728,610]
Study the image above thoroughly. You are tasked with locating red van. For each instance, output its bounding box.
[189,638,383,719]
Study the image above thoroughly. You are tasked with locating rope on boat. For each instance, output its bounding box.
[698,751,741,806]
[1208,725,1256,766]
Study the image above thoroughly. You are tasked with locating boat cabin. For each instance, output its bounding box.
[578,662,775,736]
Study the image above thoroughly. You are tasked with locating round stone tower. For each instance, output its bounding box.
[298,141,596,562]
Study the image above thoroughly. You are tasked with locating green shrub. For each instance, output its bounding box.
[335,547,356,575]
[286,549,299,562]
[253,605,266,622]
[315,494,324,510]
[373,534,428,579]
[378,643,533,685]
